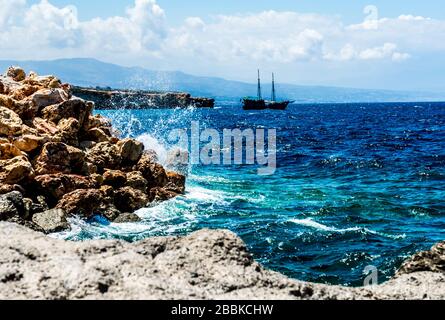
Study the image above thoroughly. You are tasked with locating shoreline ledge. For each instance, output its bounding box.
[0,222,444,300]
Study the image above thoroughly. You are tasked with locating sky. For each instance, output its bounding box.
[1,0,445,91]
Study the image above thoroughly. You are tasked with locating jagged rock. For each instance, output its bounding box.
[0,94,16,109]
[42,98,92,127]
[56,118,80,146]
[85,128,110,143]
[0,142,23,160]
[86,142,121,172]
[126,171,148,191]
[136,154,168,188]
[32,208,70,234]
[165,171,186,194]
[101,205,122,221]
[0,80,4,94]
[149,187,179,203]
[33,174,95,204]
[32,117,59,136]
[13,134,44,152]
[30,88,68,111]
[0,156,34,184]
[56,189,107,219]
[0,106,23,135]
[33,142,85,175]
[0,191,25,221]
[114,187,149,212]
[84,114,112,130]
[397,241,445,275]
[9,84,41,101]
[6,66,26,81]
[117,138,144,164]
[79,140,96,149]
[103,170,127,188]
[113,212,142,223]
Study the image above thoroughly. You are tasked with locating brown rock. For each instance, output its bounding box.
[0,142,23,160]
[56,117,80,146]
[136,153,168,188]
[9,84,41,101]
[103,170,127,188]
[86,142,121,172]
[117,138,144,164]
[165,171,186,194]
[42,98,92,127]
[6,66,26,81]
[32,208,70,234]
[33,173,95,204]
[30,88,68,111]
[13,134,44,152]
[113,212,142,223]
[84,114,112,131]
[126,171,148,191]
[33,142,85,175]
[149,187,179,203]
[85,128,110,143]
[0,106,23,135]
[56,189,106,219]
[114,187,149,212]
[32,117,59,136]
[0,94,16,110]
[100,205,122,221]
[397,241,445,275]
[0,156,34,184]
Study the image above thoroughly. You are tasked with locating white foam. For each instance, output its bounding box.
[137,133,168,164]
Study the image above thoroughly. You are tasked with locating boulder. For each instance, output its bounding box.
[0,94,16,110]
[85,128,110,143]
[13,134,44,152]
[397,241,445,275]
[56,117,80,146]
[0,106,22,135]
[103,170,127,188]
[6,66,26,81]
[117,138,144,164]
[32,117,59,136]
[126,171,148,191]
[0,191,25,221]
[31,208,70,234]
[83,114,112,131]
[86,142,121,172]
[165,171,186,194]
[136,153,168,188]
[149,187,179,203]
[42,98,92,127]
[56,189,107,219]
[0,142,23,160]
[113,212,142,223]
[0,156,34,184]
[114,187,149,212]
[33,173,95,204]
[33,142,85,175]
[9,84,41,101]
[30,88,68,111]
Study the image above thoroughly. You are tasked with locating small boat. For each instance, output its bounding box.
[242,70,289,110]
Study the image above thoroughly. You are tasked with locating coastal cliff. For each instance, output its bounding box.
[72,87,215,109]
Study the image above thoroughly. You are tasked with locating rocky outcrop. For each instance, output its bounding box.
[72,87,215,109]
[0,66,186,232]
[396,241,445,275]
[0,222,443,300]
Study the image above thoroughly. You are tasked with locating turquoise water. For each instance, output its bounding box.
[55,102,445,286]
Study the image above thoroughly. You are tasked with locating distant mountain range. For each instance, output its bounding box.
[1,58,444,103]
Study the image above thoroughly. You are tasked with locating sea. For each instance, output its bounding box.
[54,101,445,287]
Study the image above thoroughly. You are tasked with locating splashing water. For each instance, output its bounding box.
[53,101,445,287]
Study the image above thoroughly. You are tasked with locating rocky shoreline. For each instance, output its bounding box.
[1,66,186,233]
[1,67,444,300]
[72,87,215,109]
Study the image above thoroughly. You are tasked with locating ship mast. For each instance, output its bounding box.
[257,69,262,100]
[271,73,276,102]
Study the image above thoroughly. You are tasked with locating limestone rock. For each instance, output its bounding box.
[0,156,34,184]
[126,171,148,191]
[113,212,142,223]
[0,106,23,135]
[31,88,68,111]
[397,241,445,275]
[103,170,127,188]
[13,134,44,152]
[0,191,25,221]
[86,142,121,172]
[42,98,92,127]
[32,208,70,234]
[6,66,26,81]
[0,142,23,160]
[56,189,106,219]
[32,117,59,136]
[117,138,144,164]
[85,127,110,143]
[136,154,168,188]
[165,171,186,194]
[149,187,179,203]
[33,142,85,175]
[114,187,149,212]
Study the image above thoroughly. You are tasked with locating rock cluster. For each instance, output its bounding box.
[0,66,186,233]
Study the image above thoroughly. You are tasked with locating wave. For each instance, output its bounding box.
[289,218,405,240]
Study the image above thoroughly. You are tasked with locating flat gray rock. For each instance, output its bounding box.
[0,222,443,300]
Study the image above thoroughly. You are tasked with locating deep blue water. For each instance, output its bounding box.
[56,101,445,287]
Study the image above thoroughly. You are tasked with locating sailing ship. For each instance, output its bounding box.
[242,70,290,110]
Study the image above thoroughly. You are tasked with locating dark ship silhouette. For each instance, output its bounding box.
[242,70,290,110]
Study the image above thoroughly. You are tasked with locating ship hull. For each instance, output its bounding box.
[242,98,266,110]
[266,101,290,110]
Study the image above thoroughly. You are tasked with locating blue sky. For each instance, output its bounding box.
[3,0,445,91]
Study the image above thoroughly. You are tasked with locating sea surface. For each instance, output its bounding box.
[55,101,445,287]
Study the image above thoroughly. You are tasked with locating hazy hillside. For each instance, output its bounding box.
[1,58,444,103]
